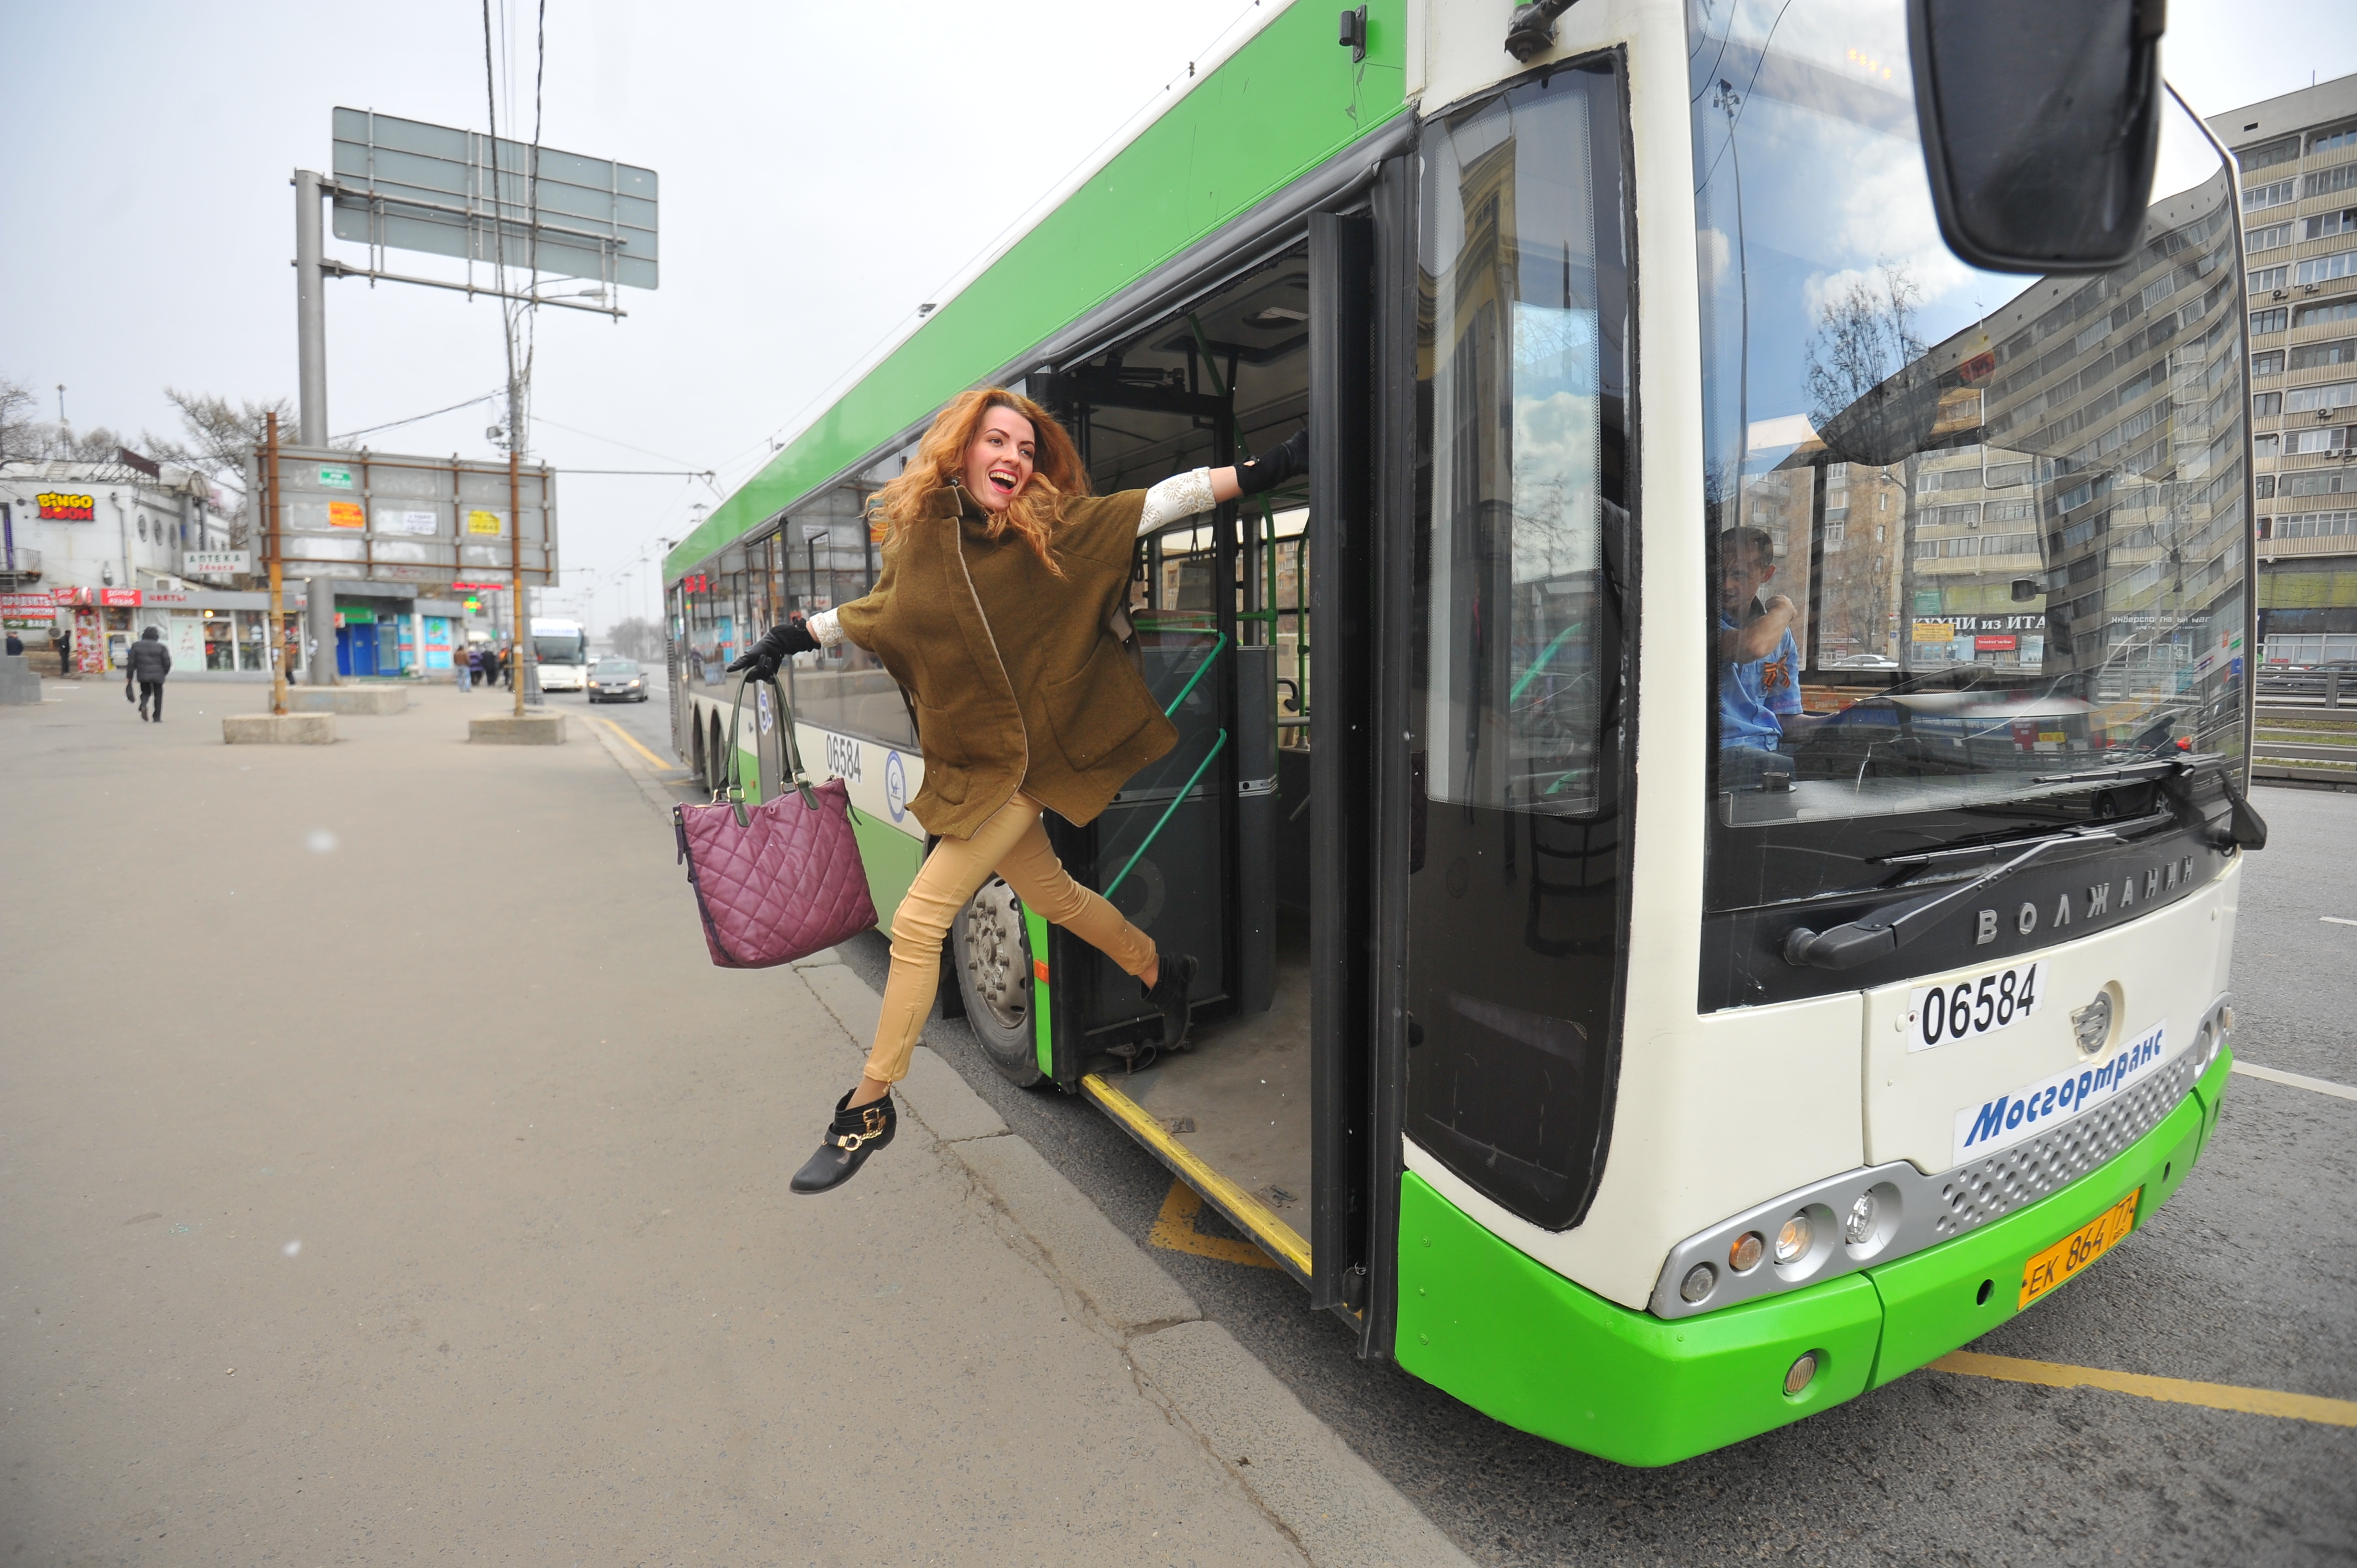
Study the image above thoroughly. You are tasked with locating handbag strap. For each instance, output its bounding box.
[719,669,821,826]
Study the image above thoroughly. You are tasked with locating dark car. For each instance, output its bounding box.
[588,657,649,703]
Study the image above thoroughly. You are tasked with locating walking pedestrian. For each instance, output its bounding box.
[124,625,172,722]
[5,630,22,656]
[730,385,1306,1194]
[455,643,472,692]
[467,643,485,691]
[54,623,72,677]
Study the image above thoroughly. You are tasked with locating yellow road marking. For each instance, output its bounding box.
[1082,1072,1311,1277]
[587,713,681,773]
[1147,1179,1279,1268]
[1930,1350,2357,1426]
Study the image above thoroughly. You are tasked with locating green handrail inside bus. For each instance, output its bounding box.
[1100,627,1229,899]
[1510,619,1589,703]
[1104,730,1229,899]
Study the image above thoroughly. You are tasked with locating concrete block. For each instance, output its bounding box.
[1129,1319,1476,1568]
[0,654,39,705]
[222,712,337,745]
[469,713,566,745]
[898,1045,1009,1144]
[285,685,410,715]
[951,1134,1200,1332]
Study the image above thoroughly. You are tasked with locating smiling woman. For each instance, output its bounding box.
[727,385,1307,1193]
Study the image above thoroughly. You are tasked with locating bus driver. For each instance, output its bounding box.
[1717,525,1812,788]
[732,388,1308,1194]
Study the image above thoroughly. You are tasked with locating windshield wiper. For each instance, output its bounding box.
[2034,752,2269,852]
[1783,831,2121,971]
[1876,809,2173,866]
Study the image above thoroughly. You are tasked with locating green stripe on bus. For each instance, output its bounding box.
[666,3,1407,580]
[1397,1174,1883,1468]
[1026,905,1053,1077]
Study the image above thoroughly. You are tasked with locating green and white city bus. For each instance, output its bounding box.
[665,0,2263,1464]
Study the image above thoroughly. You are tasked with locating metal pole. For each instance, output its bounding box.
[294,170,328,447]
[510,442,526,719]
[265,413,288,715]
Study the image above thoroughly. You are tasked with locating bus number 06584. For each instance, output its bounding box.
[1907,961,2045,1051]
[824,734,863,786]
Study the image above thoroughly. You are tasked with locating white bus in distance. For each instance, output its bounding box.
[530,617,590,692]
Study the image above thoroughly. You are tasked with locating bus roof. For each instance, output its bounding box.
[665,1,1408,584]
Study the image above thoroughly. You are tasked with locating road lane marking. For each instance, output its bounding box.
[586,713,681,773]
[1146,1178,1277,1269]
[1931,1350,2357,1426]
[2231,1060,2357,1102]
[2322,916,2357,927]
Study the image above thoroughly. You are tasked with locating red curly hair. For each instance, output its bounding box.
[872,388,1089,576]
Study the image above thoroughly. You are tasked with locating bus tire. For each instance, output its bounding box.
[706,714,726,793]
[689,715,706,788]
[953,876,1044,1087]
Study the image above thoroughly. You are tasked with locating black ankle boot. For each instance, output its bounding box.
[1142,948,1198,1049]
[790,1089,896,1195]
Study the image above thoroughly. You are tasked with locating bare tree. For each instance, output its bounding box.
[606,616,665,661]
[142,388,294,482]
[0,374,130,464]
[1804,264,1926,434]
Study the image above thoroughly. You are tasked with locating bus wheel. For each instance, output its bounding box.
[689,718,706,788]
[953,877,1043,1087]
[706,715,726,793]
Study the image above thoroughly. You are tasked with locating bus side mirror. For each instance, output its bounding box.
[1907,0,2165,275]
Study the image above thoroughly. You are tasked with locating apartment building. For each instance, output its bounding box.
[2211,74,2357,666]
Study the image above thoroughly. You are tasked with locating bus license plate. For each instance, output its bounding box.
[1907,961,2045,1052]
[2019,1187,2141,1309]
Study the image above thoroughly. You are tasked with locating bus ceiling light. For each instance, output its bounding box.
[1729,1231,1765,1272]
[1775,1214,1812,1266]
[2071,991,2113,1054]
[1680,1263,1717,1304]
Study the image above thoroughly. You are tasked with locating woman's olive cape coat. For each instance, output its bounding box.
[835,483,1176,839]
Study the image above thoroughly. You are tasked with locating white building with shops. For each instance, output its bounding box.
[1,453,476,679]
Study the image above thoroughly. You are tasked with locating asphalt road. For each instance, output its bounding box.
[806,775,2356,1567]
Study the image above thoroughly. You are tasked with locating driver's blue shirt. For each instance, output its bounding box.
[1720,605,1801,749]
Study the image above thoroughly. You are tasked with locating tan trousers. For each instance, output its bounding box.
[863,792,1156,1086]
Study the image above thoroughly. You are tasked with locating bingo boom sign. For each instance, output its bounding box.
[37,492,96,521]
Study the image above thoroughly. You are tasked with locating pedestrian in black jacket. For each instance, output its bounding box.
[125,626,172,721]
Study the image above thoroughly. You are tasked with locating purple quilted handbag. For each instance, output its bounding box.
[672,674,877,968]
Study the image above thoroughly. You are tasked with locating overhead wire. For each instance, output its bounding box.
[331,389,505,444]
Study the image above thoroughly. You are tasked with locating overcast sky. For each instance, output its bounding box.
[4,1,2349,635]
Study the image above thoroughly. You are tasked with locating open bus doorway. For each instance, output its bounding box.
[944,235,1340,1287]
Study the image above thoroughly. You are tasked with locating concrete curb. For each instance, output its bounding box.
[1130,1320,1471,1568]
[791,946,1474,1568]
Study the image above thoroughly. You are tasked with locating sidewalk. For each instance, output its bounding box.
[0,683,1465,1565]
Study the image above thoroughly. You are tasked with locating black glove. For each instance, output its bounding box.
[1235,427,1309,496]
[727,616,821,679]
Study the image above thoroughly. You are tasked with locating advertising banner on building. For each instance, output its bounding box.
[1,590,55,630]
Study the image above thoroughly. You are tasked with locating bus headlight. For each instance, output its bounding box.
[1679,1263,1717,1303]
[1775,1213,1812,1266]
[1728,1231,1764,1272]
[1843,1191,1879,1246]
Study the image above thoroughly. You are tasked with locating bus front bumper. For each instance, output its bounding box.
[1394,1048,2231,1467]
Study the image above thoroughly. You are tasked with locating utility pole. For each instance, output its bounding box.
[510,389,527,720]
[265,412,289,715]
[294,169,338,685]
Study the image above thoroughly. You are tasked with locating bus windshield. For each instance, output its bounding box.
[1691,0,2251,834]
[534,632,587,664]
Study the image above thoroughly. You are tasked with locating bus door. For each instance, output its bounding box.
[1028,365,1265,1074]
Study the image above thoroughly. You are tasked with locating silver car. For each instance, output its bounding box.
[588,657,649,703]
